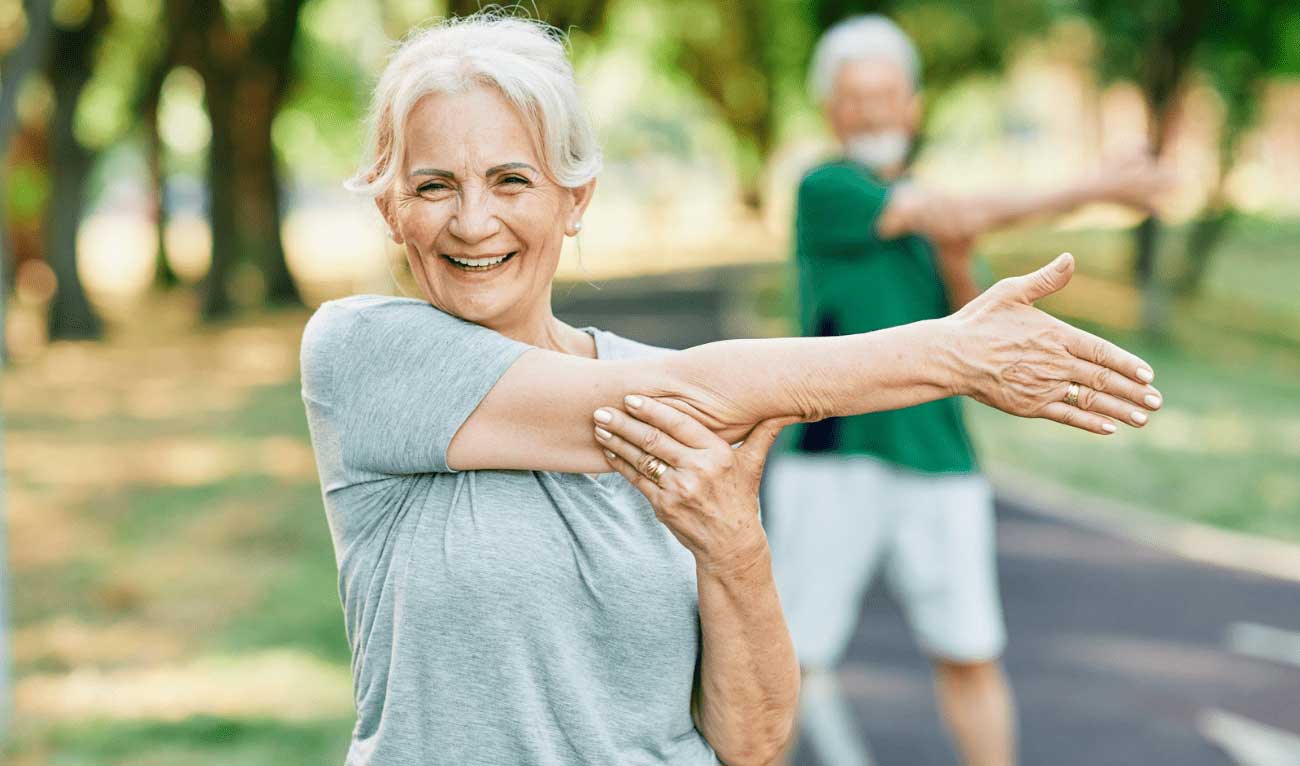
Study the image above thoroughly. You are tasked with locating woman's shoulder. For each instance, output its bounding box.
[300,294,474,375]
[313,293,436,323]
[304,294,464,343]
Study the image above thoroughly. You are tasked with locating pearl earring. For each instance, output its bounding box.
[571,221,583,234]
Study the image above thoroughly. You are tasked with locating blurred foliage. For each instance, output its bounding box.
[1,0,1298,332]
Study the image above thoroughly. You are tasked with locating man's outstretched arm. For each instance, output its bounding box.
[877,155,1173,244]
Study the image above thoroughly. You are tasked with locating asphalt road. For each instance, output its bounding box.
[553,272,1300,766]
[784,498,1300,766]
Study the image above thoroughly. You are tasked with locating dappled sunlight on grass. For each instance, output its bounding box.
[13,617,189,671]
[4,302,353,763]
[16,649,353,723]
[7,435,317,488]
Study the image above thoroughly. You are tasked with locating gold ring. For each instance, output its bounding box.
[643,456,669,484]
[1064,382,1081,408]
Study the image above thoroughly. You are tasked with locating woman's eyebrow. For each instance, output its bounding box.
[485,162,536,175]
[410,168,455,179]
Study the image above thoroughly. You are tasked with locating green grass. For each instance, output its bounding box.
[8,716,353,766]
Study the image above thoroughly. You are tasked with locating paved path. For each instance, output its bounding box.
[788,498,1300,766]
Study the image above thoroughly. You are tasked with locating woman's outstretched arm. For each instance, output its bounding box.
[448,253,1162,474]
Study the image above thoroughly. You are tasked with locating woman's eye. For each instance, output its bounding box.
[418,183,448,193]
[501,175,529,186]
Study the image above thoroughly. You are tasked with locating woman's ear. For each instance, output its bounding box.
[374,193,404,244]
[566,178,597,235]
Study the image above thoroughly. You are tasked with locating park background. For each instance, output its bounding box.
[2,0,1298,763]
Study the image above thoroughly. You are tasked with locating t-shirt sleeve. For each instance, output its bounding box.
[301,298,532,477]
[795,166,891,258]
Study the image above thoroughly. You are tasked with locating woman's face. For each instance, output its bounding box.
[377,85,593,329]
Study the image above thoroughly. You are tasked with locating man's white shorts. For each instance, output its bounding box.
[764,452,1006,668]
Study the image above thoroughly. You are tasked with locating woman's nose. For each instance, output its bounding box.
[448,190,502,243]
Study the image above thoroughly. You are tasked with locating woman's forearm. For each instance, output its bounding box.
[693,539,799,766]
[653,317,959,442]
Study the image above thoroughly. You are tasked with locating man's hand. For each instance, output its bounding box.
[1087,153,1176,213]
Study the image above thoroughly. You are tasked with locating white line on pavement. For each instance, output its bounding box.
[1198,709,1300,766]
[1226,622,1300,670]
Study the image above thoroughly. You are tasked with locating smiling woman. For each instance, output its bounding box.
[370,85,595,333]
[301,11,1164,766]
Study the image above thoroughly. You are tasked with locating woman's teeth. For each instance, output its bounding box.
[443,252,516,271]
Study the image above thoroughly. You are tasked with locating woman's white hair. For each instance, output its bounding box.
[807,14,921,104]
[343,10,603,198]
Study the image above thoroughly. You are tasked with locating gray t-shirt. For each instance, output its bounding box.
[299,294,716,766]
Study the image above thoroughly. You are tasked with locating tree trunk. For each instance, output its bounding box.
[243,0,309,308]
[144,96,179,290]
[201,80,239,319]
[1131,0,1212,334]
[233,84,298,306]
[1178,205,1235,296]
[45,0,108,341]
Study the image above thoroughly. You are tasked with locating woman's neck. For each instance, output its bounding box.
[493,305,596,359]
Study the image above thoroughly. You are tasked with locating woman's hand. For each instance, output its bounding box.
[592,396,796,573]
[945,252,1163,434]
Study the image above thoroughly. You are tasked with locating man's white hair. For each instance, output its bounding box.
[807,14,921,104]
[344,11,603,198]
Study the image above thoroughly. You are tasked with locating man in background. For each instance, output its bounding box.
[764,15,1170,766]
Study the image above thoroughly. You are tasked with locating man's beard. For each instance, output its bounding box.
[844,130,910,171]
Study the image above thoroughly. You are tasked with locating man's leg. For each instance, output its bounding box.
[886,468,1015,766]
[933,657,1017,766]
[763,453,888,766]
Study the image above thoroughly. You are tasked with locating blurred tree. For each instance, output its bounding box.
[1176,2,1298,297]
[132,32,182,291]
[1,0,57,362]
[447,0,613,31]
[660,0,785,209]
[44,0,109,340]
[1083,0,1210,333]
[1080,0,1296,326]
[164,0,307,319]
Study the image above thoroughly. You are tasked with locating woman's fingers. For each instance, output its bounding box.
[601,449,662,502]
[1039,401,1119,435]
[594,405,694,466]
[1063,382,1153,427]
[1066,359,1162,412]
[1060,324,1156,385]
[624,395,719,449]
[737,417,800,461]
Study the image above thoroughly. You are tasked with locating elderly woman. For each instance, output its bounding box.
[299,13,1162,766]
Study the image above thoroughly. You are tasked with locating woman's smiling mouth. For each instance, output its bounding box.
[441,251,517,272]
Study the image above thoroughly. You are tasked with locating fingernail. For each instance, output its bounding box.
[1056,253,1072,272]
[594,409,612,423]
[595,426,611,440]
[1136,368,1154,383]
[1102,422,1117,433]
[624,395,643,408]
[1131,411,1147,425]
[603,449,615,460]
[1144,394,1161,408]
